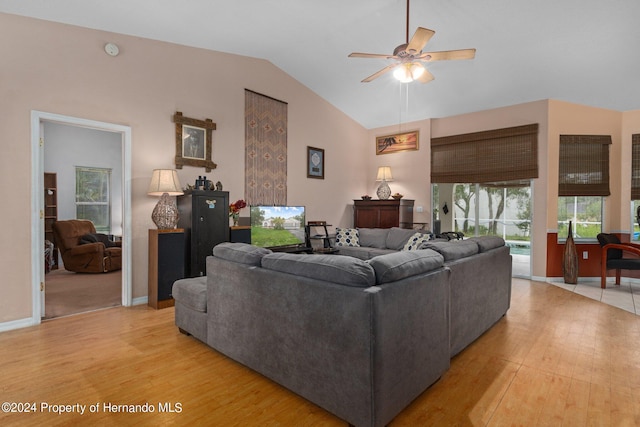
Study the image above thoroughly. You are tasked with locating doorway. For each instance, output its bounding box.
[31,111,132,322]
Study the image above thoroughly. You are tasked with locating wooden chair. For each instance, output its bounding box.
[597,233,640,288]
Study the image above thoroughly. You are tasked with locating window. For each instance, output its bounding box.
[557,134,611,240]
[558,196,603,241]
[76,167,111,233]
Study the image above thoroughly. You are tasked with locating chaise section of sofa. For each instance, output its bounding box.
[423,236,512,357]
[201,243,450,427]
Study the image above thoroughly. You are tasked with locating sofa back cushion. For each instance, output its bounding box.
[367,249,444,285]
[213,242,272,266]
[357,228,388,248]
[261,253,375,287]
[468,236,506,252]
[335,227,360,247]
[422,239,479,261]
[385,227,423,250]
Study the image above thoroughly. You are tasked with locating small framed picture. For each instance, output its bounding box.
[174,111,217,172]
[376,130,419,155]
[182,125,206,160]
[307,146,325,179]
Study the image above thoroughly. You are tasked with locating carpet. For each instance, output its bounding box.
[44,268,122,319]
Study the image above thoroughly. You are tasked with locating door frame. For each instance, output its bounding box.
[31,111,132,323]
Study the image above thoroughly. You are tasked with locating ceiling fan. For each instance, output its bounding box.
[348,0,476,83]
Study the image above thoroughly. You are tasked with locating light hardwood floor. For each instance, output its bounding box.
[2,278,640,426]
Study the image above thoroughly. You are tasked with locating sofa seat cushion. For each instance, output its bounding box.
[358,228,389,248]
[172,277,207,313]
[368,250,444,285]
[261,252,375,287]
[469,236,506,252]
[213,242,272,266]
[422,239,479,261]
[335,227,360,247]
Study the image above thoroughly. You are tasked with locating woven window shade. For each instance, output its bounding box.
[632,134,640,200]
[558,135,611,197]
[431,124,539,184]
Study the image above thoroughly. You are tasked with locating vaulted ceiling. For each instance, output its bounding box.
[2,0,639,129]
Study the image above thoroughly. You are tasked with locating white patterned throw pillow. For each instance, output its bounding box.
[402,232,431,251]
[335,227,360,247]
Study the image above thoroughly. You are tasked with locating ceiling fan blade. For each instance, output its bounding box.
[418,48,476,61]
[416,68,435,84]
[406,27,435,54]
[362,64,397,83]
[348,52,396,59]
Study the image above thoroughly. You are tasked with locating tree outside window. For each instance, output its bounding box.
[76,167,111,233]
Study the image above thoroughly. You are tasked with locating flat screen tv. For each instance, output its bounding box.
[250,205,306,249]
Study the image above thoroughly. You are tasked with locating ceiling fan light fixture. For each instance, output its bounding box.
[393,62,424,83]
[410,63,425,79]
[393,64,413,82]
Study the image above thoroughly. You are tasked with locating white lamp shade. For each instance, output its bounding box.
[393,63,425,83]
[148,169,183,196]
[376,166,393,182]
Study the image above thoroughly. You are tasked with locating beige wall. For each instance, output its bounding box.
[0,13,368,324]
[3,12,640,327]
[547,100,623,232]
[622,110,640,230]
[366,121,432,225]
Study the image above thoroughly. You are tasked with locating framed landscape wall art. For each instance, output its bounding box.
[307,146,325,179]
[376,130,419,155]
[174,111,217,171]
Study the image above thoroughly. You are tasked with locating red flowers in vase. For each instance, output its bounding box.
[229,199,246,226]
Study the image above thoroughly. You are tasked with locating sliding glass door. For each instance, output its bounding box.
[433,182,532,277]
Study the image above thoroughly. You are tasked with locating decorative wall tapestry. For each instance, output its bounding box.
[244,89,288,205]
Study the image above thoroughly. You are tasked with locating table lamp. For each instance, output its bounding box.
[148,169,184,229]
[376,166,393,200]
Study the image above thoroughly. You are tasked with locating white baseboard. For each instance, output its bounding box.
[0,317,37,333]
[132,296,148,306]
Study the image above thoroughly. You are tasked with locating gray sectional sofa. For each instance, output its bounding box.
[173,236,511,427]
[333,226,433,259]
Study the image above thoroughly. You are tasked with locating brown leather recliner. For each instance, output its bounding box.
[52,219,122,273]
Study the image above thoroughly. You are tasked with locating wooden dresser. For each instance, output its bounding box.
[353,199,414,229]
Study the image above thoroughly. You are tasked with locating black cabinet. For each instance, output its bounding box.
[230,226,251,244]
[177,190,229,277]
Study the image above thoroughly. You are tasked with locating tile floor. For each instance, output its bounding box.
[547,278,640,315]
[511,253,640,315]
